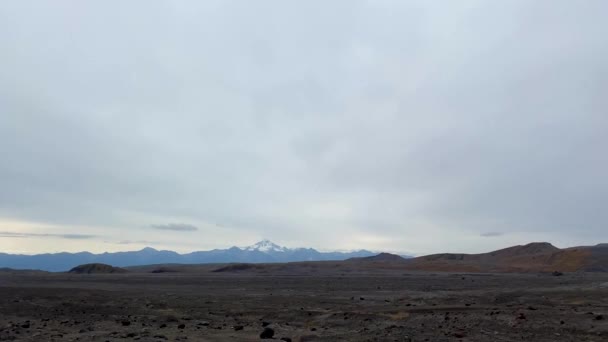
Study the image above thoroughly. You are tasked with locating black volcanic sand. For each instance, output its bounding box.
[0,272,607,341]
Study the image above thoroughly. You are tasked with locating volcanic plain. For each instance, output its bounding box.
[1,268,607,341]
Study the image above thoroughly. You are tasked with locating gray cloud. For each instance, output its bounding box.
[0,231,96,240]
[480,232,504,238]
[150,224,198,232]
[0,1,606,254]
[114,240,158,245]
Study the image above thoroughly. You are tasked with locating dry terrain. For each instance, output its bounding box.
[1,269,607,341]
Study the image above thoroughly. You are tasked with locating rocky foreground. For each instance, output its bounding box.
[0,271,607,341]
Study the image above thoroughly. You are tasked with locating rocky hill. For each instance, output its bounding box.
[68,263,127,274]
[348,252,406,263]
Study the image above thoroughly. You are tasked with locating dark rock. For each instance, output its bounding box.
[596,315,604,320]
[178,324,186,329]
[262,321,271,327]
[165,316,179,323]
[280,338,292,342]
[233,325,244,331]
[552,271,563,276]
[260,327,275,339]
[121,321,131,326]
[159,323,167,328]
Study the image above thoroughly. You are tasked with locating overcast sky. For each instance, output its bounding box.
[1,1,607,255]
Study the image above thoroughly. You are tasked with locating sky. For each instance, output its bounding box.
[0,1,607,255]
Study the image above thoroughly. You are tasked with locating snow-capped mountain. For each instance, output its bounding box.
[243,239,288,253]
[0,240,383,271]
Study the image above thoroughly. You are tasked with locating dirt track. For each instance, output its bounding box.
[1,272,607,341]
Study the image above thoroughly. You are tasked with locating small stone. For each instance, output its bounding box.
[260,327,275,339]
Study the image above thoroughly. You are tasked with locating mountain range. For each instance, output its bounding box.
[0,239,380,272]
[188,242,608,275]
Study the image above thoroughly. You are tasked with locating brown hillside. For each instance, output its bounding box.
[405,242,607,273]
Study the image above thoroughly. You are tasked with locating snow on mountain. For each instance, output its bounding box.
[243,239,288,253]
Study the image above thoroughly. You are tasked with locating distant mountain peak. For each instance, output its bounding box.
[244,239,287,253]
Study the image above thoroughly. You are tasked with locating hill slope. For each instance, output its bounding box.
[405,242,608,272]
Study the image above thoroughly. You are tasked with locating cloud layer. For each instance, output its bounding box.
[0,231,96,240]
[0,1,607,254]
[150,224,198,232]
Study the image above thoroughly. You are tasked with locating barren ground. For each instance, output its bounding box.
[1,271,607,341]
